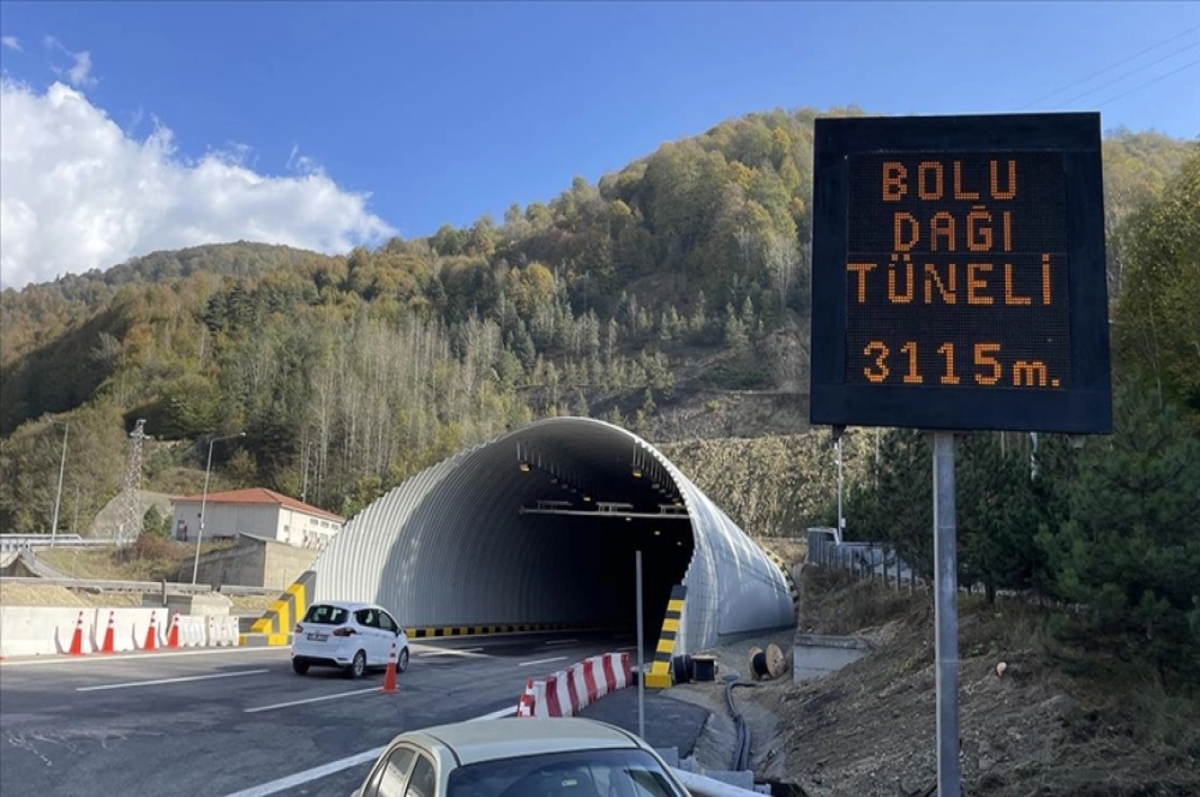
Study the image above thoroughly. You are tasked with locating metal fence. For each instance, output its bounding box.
[806,527,925,592]
[0,534,113,553]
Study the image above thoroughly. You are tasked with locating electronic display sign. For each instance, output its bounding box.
[810,113,1112,434]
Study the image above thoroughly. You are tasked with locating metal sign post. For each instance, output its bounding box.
[808,113,1111,797]
[635,549,646,740]
[933,432,961,796]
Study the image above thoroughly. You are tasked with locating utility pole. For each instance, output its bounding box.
[45,416,69,546]
[300,439,310,504]
[192,431,245,584]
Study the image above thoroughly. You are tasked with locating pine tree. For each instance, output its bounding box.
[1036,381,1200,687]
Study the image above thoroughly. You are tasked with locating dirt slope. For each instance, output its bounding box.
[737,574,1200,797]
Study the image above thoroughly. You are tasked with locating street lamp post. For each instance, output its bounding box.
[46,416,69,547]
[191,431,245,585]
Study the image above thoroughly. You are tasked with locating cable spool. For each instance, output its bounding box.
[749,643,787,680]
[764,643,787,679]
[671,654,694,684]
[748,646,766,680]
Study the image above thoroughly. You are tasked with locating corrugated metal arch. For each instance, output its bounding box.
[310,417,795,653]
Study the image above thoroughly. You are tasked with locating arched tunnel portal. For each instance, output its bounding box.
[310,418,796,654]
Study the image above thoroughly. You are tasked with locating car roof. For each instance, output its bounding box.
[403,718,647,766]
[308,600,382,613]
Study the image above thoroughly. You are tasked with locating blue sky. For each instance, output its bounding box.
[0,1,1197,287]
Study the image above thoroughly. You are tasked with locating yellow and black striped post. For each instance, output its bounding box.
[240,570,315,647]
[645,585,686,689]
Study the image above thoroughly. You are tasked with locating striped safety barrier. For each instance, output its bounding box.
[405,621,612,639]
[517,652,632,718]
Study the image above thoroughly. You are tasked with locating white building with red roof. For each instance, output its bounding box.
[170,488,345,550]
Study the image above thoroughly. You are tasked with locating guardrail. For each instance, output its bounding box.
[806,527,923,592]
[0,575,279,596]
[0,534,113,552]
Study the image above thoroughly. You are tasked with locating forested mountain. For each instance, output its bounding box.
[0,107,1195,535]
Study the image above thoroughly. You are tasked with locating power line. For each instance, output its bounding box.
[1017,24,1200,110]
[1055,40,1200,108]
[1094,59,1200,109]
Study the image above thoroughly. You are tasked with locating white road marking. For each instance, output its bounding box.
[417,647,486,657]
[244,686,379,714]
[77,668,269,692]
[543,638,579,646]
[220,706,516,797]
[220,746,387,797]
[616,645,639,652]
[0,647,281,668]
[519,656,567,667]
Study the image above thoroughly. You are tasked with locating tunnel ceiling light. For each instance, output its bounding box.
[676,540,683,546]
[654,530,661,536]
[632,467,642,478]
[583,494,592,502]
[625,516,632,522]
[518,462,531,473]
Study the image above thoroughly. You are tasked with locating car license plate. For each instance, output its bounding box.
[307,632,328,642]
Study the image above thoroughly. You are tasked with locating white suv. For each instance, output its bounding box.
[291,601,410,679]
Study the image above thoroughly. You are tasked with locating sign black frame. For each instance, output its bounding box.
[809,112,1112,434]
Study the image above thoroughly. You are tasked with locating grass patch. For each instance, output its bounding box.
[37,538,235,582]
[798,564,920,636]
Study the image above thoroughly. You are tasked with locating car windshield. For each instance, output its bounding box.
[302,604,349,625]
[446,748,684,797]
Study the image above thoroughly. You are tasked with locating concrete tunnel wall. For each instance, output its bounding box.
[309,417,795,654]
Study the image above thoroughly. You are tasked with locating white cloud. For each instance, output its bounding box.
[0,78,397,290]
[0,36,21,52]
[43,35,95,87]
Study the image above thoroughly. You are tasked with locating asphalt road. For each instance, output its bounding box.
[0,631,642,797]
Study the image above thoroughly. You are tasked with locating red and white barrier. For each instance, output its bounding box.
[517,652,632,718]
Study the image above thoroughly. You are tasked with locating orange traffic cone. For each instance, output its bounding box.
[68,610,85,656]
[167,614,181,648]
[143,610,158,651]
[101,611,116,654]
[382,641,398,694]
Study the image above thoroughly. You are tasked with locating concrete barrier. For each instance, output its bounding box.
[0,606,163,657]
[793,633,871,682]
[0,607,247,657]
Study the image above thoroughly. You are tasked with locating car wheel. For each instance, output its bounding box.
[397,646,410,673]
[292,659,309,676]
[345,649,366,679]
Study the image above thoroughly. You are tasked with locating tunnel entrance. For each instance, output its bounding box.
[518,510,695,638]
[309,417,795,657]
